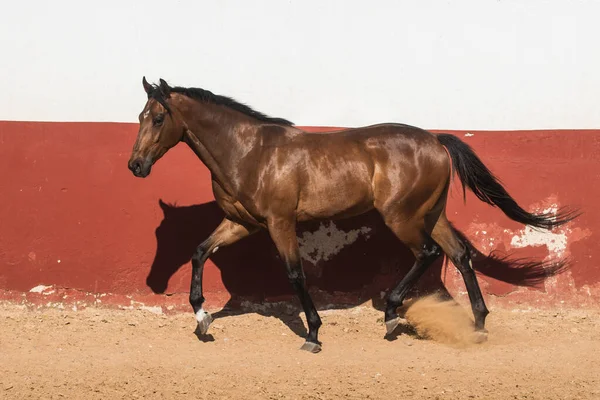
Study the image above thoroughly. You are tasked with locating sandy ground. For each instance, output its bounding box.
[1,298,599,400]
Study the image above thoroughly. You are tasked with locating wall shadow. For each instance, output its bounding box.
[147,200,568,340]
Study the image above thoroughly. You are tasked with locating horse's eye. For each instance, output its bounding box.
[153,114,164,126]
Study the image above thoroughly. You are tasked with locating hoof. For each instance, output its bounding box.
[195,310,213,335]
[385,317,408,335]
[472,330,488,344]
[300,341,322,353]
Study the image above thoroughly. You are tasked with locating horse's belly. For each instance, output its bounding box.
[297,176,373,221]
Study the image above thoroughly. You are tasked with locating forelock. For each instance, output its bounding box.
[147,84,172,114]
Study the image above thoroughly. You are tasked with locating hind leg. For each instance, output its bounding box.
[379,211,444,335]
[431,215,489,332]
[384,236,443,334]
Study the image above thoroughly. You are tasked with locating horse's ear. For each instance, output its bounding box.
[158,199,170,213]
[142,76,152,96]
[159,78,171,98]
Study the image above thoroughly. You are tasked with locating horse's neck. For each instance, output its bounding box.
[182,109,260,195]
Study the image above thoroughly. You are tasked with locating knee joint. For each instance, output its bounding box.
[192,245,209,262]
[417,242,442,262]
[288,271,305,283]
[452,243,473,271]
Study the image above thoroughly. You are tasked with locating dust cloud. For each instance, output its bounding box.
[403,294,487,346]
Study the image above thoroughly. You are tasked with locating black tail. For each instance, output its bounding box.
[437,134,579,230]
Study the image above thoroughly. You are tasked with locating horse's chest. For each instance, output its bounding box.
[212,181,262,226]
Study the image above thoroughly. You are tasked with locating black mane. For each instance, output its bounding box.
[148,83,294,126]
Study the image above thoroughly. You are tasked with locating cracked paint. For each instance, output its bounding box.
[297,221,372,264]
[470,202,581,259]
[461,198,593,303]
[509,205,573,258]
[29,285,52,293]
[510,225,568,257]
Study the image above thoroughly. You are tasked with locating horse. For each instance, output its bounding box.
[128,77,578,353]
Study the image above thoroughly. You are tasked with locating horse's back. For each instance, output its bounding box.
[301,122,435,141]
[290,123,449,221]
[338,123,450,216]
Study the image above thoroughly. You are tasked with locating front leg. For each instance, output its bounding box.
[190,218,256,334]
[267,217,323,353]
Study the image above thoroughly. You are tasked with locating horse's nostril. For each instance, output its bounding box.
[129,160,143,176]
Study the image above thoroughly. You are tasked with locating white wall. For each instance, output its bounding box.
[1,0,599,130]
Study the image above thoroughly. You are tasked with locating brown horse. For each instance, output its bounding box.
[128,77,578,353]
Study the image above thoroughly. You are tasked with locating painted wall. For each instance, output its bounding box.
[0,121,597,312]
[2,0,600,129]
[1,1,598,311]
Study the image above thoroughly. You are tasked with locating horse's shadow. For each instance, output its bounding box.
[147,200,567,340]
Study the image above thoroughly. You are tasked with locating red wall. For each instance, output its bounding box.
[0,121,598,311]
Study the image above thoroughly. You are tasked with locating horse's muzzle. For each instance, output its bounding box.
[128,158,151,178]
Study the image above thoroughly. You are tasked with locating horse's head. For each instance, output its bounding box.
[128,77,186,178]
